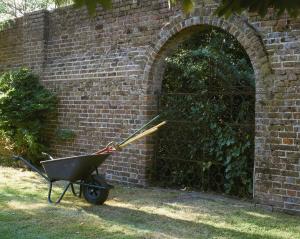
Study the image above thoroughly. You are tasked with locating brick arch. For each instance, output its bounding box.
[143,14,273,94]
[143,14,274,199]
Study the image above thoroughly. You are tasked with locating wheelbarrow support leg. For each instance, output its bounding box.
[48,182,72,204]
[70,183,81,197]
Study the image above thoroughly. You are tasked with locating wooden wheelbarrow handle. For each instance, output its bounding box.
[95,121,166,154]
[118,121,166,149]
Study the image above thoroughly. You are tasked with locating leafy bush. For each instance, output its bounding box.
[56,129,76,141]
[0,19,16,32]
[0,130,15,166]
[0,68,57,165]
[155,28,255,197]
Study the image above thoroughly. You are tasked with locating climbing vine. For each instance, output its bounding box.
[155,28,255,197]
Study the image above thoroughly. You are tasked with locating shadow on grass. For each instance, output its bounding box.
[81,204,286,239]
[0,199,286,239]
[0,181,73,203]
[0,206,135,239]
[1,172,300,239]
[158,195,300,232]
[0,186,46,202]
[0,196,136,239]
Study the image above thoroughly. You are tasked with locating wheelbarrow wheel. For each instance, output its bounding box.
[82,180,109,205]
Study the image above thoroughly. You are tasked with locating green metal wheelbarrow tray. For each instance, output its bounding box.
[13,116,166,205]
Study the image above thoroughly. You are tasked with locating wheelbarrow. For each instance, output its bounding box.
[13,115,166,205]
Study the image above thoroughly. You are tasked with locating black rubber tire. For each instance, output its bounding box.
[82,180,109,205]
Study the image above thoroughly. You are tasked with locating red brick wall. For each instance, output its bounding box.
[0,0,300,214]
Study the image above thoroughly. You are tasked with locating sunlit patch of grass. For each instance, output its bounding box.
[244,211,274,219]
[0,166,300,239]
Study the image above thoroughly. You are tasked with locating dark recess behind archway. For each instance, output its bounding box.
[151,26,255,198]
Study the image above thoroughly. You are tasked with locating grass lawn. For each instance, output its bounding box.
[0,166,299,239]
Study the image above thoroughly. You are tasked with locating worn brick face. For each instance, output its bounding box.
[0,0,300,214]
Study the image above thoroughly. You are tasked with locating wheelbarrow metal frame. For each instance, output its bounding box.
[12,115,166,204]
[13,156,112,204]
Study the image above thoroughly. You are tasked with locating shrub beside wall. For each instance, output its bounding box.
[0,68,57,165]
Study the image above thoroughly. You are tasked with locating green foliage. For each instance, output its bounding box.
[1,0,299,19]
[55,0,195,15]
[216,0,300,18]
[55,0,112,15]
[56,129,76,141]
[157,28,255,197]
[0,2,6,13]
[0,69,57,164]
[168,0,194,13]
[0,19,15,32]
[0,130,15,166]
[0,0,56,19]
[54,0,300,17]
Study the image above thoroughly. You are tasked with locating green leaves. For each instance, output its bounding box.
[182,0,194,13]
[56,129,76,140]
[55,0,300,17]
[157,28,255,197]
[0,2,6,13]
[55,0,112,15]
[215,0,300,18]
[57,0,195,15]
[0,69,57,164]
[0,0,56,19]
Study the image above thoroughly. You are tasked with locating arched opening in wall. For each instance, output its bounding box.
[151,25,255,198]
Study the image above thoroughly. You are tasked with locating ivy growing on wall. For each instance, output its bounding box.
[155,27,255,197]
